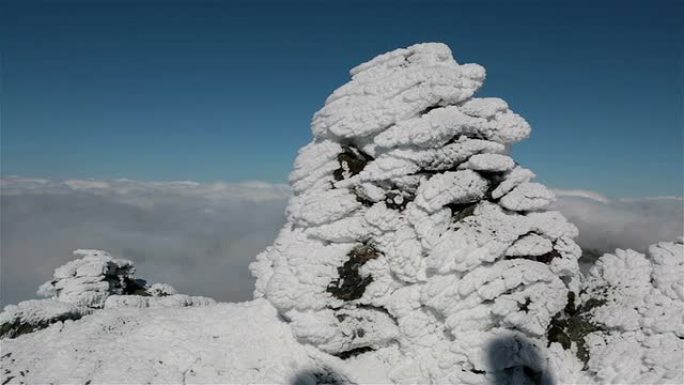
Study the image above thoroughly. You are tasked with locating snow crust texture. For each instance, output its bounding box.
[579,240,684,384]
[1,299,351,385]
[250,42,588,384]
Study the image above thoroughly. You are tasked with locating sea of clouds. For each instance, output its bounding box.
[1,177,681,306]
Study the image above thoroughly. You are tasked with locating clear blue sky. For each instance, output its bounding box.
[1,0,682,197]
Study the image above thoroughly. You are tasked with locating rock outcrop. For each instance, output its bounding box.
[1,249,214,339]
[578,240,683,384]
[36,249,144,308]
[250,42,584,384]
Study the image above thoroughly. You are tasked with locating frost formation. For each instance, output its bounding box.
[250,42,586,384]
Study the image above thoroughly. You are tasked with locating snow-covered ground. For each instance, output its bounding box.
[2,43,682,385]
[2,299,351,384]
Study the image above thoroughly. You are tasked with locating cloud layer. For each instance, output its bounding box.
[550,189,683,254]
[1,178,289,306]
[1,178,681,306]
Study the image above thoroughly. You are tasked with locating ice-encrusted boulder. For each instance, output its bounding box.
[1,249,214,339]
[35,249,214,310]
[36,249,143,308]
[568,240,683,384]
[250,42,584,384]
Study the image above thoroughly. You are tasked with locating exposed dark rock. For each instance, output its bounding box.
[518,297,532,313]
[546,291,607,367]
[327,244,381,301]
[332,346,374,360]
[537,250,561,264]
[385,190,414,211]
[1,311,85,340]
[478,170,506,200]
[122,278,149,296]
[446,201,479,222]
[333,146,373,181]
[291,367,351,385]
[505,249,561,265]
[417,103,443,117]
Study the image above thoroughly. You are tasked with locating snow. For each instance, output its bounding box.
[1,42,681,385]
[499,182,555,212]
[457,153,515,172]
[579,240,684,384]
[1,300,353,384]
[0,299,91,339]
[37,249,138,308]
[250,42,586,384]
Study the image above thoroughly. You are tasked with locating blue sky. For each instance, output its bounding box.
[1,0,681,197]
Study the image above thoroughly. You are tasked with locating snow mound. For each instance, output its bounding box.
[0,299,353,384]
[250,42,584,384]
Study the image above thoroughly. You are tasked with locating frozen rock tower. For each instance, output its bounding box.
[251,43,681,384]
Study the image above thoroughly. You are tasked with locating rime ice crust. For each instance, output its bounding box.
[37,249,140,308]
[250,42,583,383]
[579,240,684,384]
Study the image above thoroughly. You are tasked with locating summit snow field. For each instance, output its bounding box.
[1,43,682,385]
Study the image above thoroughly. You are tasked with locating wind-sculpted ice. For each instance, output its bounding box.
[250,42,584,383]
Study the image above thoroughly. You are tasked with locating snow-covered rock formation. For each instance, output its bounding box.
[577,240,683,384]
[250,42,585,384]
[1,249,213,339]
[36,249,144,308]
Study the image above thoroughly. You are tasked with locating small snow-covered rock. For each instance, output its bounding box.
[2,249,215,338]
[37,249,141,308]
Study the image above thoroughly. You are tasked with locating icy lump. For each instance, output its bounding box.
[251,42,582,383]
